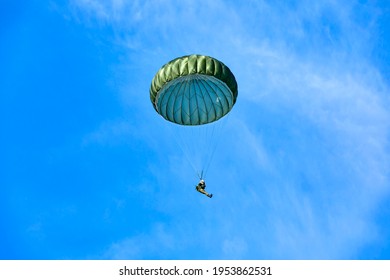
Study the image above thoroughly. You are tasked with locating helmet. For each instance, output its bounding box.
[200,179,205,184]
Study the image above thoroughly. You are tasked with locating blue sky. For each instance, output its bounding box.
[1,0,390,259]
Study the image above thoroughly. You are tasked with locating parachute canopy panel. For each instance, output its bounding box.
[150,54,238,126]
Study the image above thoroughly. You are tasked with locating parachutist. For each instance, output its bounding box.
[196,179,213,198]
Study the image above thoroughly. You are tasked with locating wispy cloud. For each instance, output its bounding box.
[101,223,174,259]
[82,119,137,147]
[70,0,390,259]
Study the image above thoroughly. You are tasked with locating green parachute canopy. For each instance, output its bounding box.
[150,54,238,126]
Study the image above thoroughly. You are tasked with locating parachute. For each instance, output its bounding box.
[150,54,238,178]
[150,54,238,126]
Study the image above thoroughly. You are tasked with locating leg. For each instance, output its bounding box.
[196,186,213,198]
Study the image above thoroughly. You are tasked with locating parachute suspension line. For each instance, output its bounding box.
[201,123,217,180]
[202,111,231,179]
[170,123,203,180]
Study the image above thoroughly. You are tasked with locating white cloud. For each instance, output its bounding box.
[222,237,248,258]
[102,223,176,259]
[69,0,390,258]
[82,119,137,146]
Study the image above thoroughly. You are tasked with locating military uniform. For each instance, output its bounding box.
[195,180,213,198]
